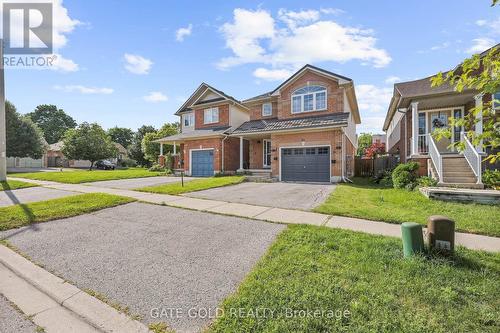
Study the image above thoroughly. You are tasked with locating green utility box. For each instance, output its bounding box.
[427,215,455,254]
[401,222,424,257]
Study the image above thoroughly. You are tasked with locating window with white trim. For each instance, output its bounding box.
[262,103,272,116]
[183,113,194,127]
[291,85,327,113]
[204,107,219,124]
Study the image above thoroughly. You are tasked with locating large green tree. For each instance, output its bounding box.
[129,125,156,166]
[356,133,372,156]
[107,127,134,148]
[6,101,46,159]
[62,122,117,170]
[27,104,77,144]
[142,123,179,164]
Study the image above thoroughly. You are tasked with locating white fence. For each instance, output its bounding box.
[7,157,44,168]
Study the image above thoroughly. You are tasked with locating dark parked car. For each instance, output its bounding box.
[95,160,116,170]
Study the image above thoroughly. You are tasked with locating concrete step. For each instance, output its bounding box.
[437,183,485,190]
[245,176,275,183]
[443,170,476,177]
[443,176,477,182]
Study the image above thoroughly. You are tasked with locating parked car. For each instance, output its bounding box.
[95,160,116,170]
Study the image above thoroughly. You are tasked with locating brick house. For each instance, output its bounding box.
[157,65,360,183]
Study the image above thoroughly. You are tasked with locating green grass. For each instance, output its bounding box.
[0,193,135,231]
[315,178,500,237]
[1,180,38,191]
[209,225,500,333]
[137,176,245,195]
[9,168,164,184]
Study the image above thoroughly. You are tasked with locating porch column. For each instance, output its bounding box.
[411,102,419,155]
[160,143,163,156]
[474,93,484,152]
[238,137,244,171]
[173,141,176,155]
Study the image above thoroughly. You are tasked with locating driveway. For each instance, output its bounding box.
[86,176,197,189]
[0,202,285,333]
[186,182,336,210]
[0,187,78,207]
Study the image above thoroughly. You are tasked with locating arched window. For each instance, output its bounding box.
[291,85,327,113]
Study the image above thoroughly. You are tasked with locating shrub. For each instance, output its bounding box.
[392,162,420,190]
[119,158,137,168]
[417,176,438,188]
[373,170,393,187]
[482,169,500,189]
[148,164,171,173]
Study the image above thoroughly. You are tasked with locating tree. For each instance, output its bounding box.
[26,104,77,144]
[6,101,46,159]
[364,142,386,158]
[107,127,134,148]
[431,44,499,164]
[129,125,156,166]
[356,133,372,156]
[62,122,117,170]
[142,123,179,164]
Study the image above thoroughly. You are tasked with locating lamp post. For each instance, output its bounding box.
[0,39,6,181]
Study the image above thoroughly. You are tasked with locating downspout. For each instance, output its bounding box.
[221,134,229,174]
[341,128,353,183]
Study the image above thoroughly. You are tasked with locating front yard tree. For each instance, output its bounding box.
[356,133,372,156]
[27,104,77,144]
[142,123,179,164]
[107,126,134,148]
[6,101,45,159]
[129,125,156,166]
[62,122,117,170]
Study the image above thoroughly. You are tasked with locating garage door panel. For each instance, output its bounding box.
[192,150,214,177]
[281,147,330,182]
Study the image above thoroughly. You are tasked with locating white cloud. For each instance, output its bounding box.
[356,84,393,114]
[253,67,293,81]
[475,17,500,32]
[475,19,488,27]
[124,54,153,74]
[54,85,114,94]
[320,8,345,15]
[50,53,79,72]
[176,24,193,41]
[385,76,400,84]
[466,38,495,54]
[143,91,168,103]
[217,8,391,71]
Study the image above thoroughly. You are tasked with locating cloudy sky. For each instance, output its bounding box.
[3,0,499,133]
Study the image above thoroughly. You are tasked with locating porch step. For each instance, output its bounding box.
[438,182,484,189]
[421,187,496,203]
[245,175,275,183]
[443,176,477,183]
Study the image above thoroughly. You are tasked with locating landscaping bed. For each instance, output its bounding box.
[8,168,164,184]
[209,225,500,333]
[314,178,500,237]
[136,176,245,195]
[0,180,38,191]
[0,193,135,231]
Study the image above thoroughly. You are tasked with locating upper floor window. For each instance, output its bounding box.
[262,103,272,116]
[183,113,194,127]
[204,107,219,124]
[493,92,500,111]
[291,85,327,114]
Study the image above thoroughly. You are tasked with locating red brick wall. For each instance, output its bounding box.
[246,100,278,120]
[194,103,229,129]
[277,71,344,120]
[270,130,343,179]
[223,137,243,172]
[183,138,222,174]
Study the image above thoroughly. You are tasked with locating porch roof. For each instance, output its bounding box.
[155,126,231,143]
[231,113,349,136]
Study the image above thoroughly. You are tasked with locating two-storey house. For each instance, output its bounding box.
[157,65,360,183]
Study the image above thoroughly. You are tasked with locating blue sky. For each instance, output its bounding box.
[4,0,499,134]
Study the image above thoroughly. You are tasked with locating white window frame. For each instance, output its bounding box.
[183,113,194,128]
[291,86,328,114]
[203,107,219,124]
[262,103,273,117]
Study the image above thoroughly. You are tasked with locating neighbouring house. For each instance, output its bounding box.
[44,141,128,168]
[372,134,386,145]
[383,46,498,188]
[156,64,360,183]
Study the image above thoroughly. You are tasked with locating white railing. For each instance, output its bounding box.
[461,132,482,184]
[428,134,443,183]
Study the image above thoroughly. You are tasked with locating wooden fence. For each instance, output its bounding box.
[355,156,399,177]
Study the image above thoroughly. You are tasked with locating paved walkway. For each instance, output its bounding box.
[8,177,500,253]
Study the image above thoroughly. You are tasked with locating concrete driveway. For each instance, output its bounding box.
[0,202,285,333]
[186,182,336,210]
[86,176,197,189]
[0,187,78,207]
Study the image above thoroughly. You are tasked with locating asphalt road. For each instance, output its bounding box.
[0,294,37,333]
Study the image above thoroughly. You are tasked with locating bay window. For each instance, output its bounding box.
[204,107,219,124]
[291,85,328,113]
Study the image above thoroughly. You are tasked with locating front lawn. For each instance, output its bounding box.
[9,168,164,184]
[209,225,500,333]
[315,178,500,237]
[136,176,245,195]
[0,193,135,231]
[1,180,38,191]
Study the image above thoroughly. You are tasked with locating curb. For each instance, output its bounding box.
[0,245,150,333]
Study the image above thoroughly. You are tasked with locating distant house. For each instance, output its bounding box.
[372,134,386,145]
[44,141,128,168]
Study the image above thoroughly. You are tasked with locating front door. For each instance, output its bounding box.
[263,140,272,168]
[429,111,451,153]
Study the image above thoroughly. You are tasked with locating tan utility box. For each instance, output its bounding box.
[427,215,455,253]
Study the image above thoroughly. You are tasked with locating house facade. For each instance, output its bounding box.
[157,65,360,183]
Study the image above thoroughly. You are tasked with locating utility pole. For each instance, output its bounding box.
[0,39,6,181]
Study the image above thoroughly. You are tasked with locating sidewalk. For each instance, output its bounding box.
[8,176,500,253]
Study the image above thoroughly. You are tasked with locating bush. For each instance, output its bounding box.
[392,162,420,190]
[119,158,137,168]
[373,170,393,187]
[417,176,438,188]
[482,169,500,189]
[148,163,171,173]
